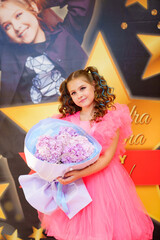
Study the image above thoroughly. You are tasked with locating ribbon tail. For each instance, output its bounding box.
[56,182,69,214]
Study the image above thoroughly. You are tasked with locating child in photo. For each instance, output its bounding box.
[0,0,95,105]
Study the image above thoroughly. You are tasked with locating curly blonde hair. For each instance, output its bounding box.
[59,66,116,122]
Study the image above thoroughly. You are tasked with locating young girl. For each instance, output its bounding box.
[0,0,95,105]
[38,66,154,239]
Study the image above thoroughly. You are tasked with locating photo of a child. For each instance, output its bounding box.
[0,0,95,106]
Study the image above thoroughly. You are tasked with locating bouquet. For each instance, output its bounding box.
[19,118,102,219]
[35,126,95,164]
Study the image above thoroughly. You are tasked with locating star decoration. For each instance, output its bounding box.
[0,183,9,219]
[28,227,46,240]
[0,32,160,222]
[4,230,22,240]
[125,0,148,9]
[0,226,4,240]
[137,34,160,79]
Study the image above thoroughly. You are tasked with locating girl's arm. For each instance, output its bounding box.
[42,0,95,44]
[57,129,120,185]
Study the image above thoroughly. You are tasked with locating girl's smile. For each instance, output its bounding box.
[0,1,46,44]
[79,97,87,103]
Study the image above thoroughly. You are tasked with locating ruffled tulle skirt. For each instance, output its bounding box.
[38,159,153,240]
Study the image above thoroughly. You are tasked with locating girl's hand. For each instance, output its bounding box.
[57,129,120,185]
[57,170,82,185]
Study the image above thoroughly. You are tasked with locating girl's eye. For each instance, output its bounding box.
[71,92,76,96]
[16,12,22,19]
[4,23,11,31]
[81,87,86,90]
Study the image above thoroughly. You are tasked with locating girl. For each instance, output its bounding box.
[38,66,154,239]
[0,0,95,105]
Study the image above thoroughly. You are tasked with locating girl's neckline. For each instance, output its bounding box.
[77,108,112,122]
[78,111,92,122]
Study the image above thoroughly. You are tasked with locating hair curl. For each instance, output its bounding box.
[59,66,116,122]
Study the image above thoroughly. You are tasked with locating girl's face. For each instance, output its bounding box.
[67,77,95,110]
[0,1,45,44]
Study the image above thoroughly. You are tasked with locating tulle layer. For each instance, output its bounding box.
[39,161,153,240]
[61,103,133,156]
[39,104,154,239]
[92,103,133,155]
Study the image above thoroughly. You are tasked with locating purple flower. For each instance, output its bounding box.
[35,127,94,164]
[59,127,78,137]
[35,135,63,163]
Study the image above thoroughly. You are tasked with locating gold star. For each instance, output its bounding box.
[0,32,160,222]
[125,0,148,9]
[0,102,59,132]
[137,34,160,79]
[4,230,22,240]
[28,227,46,240]
[0,226,4,240]
[0,183,9,219]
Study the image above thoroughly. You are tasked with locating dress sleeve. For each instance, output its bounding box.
[51,114,61,119]
[109,103,132,140]
[94,103,132,155]
[45,0,95,44]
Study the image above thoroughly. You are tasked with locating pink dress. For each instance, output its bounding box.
[38,103,154,240]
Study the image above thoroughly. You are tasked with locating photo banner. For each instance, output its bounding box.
[0,0,159,239]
